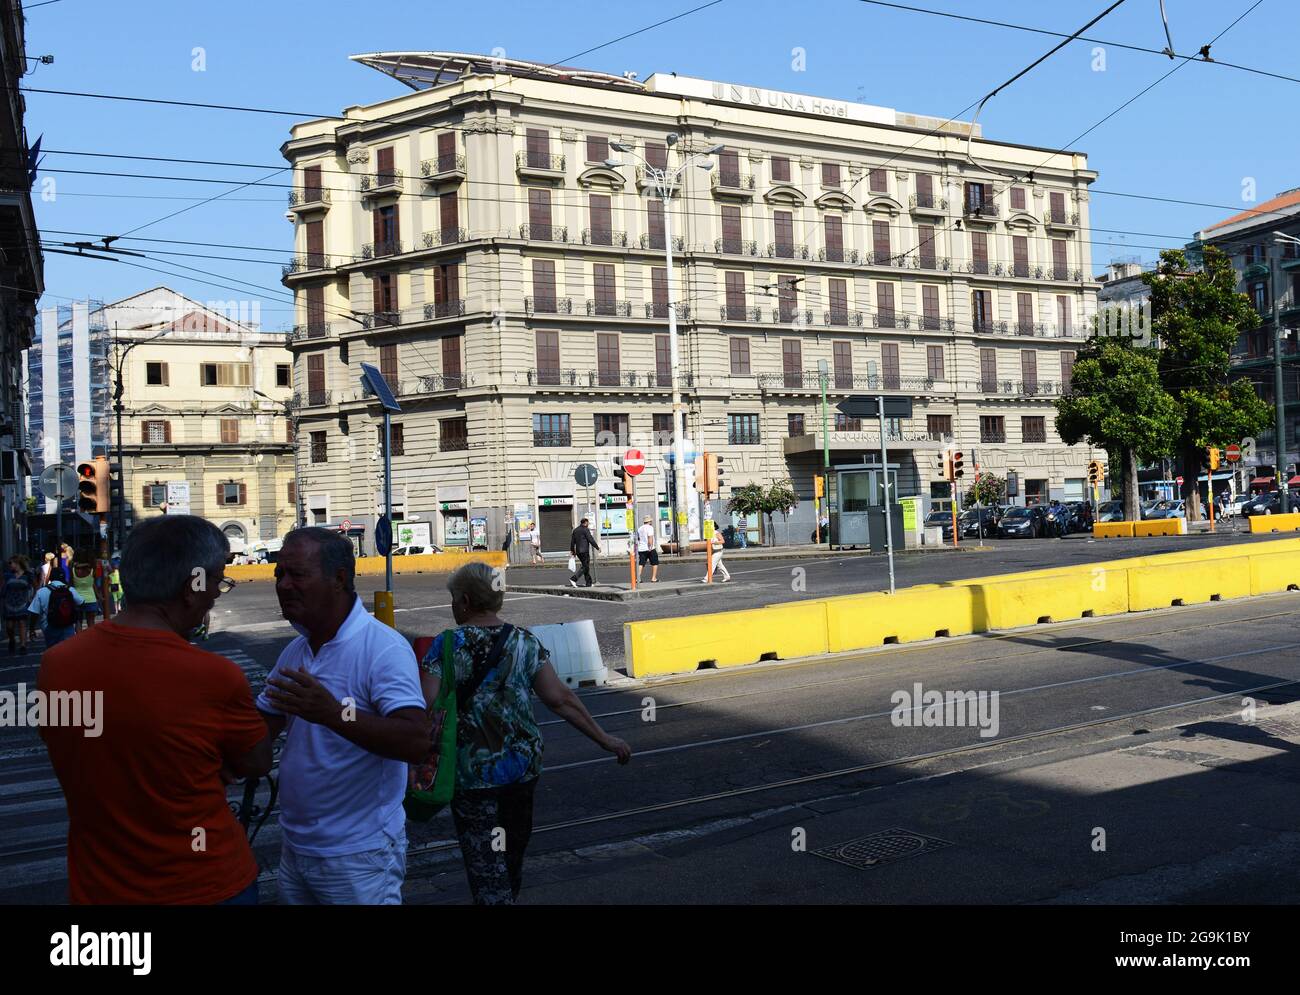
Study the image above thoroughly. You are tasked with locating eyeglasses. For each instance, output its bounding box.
[216,577,237,595]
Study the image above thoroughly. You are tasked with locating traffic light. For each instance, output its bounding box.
[612,454,629,495]
[76,456,111,513]
[713,455,725,494]
[952,450,964,480]
[938,448,953,481]
[697,452,720,497]
[814,474,824,498]
[1208,447,1221,471]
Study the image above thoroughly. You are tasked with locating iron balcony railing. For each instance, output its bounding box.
[528,368,581,387]
[964,201,1000,219]
[975,379,1063,396]
[519,223,568,242]
[419,373,471,392]
[712,172,756,192]
[1016,321,1046,336]
[421,153,466,177]
[289,323,331,342]
[587,299,632,317]
[864,250,905,267]
[421,228,467,248]
[440,435,470,452]
[980,430,1007,443]
[973,318,1010,334]
[525,296,573,315]
[872,313,911,329]
[714,237,758,256]
[759,372,935,392]
[645,302,690,319]
[639,233,685,252]
[909,255,952,271]
[282,254,334,276]
[823,309,864,327]
[772,307,813,325]
[361,311,402,329]
[916,315,956,331]
[360,170,403,192]
[293,390,333,408]
[581,228,629,247]
[517,151,566,172]
[1049,266,1084,281]
[910,193,948,212]
[766,242,810,260]
[287,188,330,207]
[361,240,404,260]
[424,300,466,320]
[965,260,1005,276]
[1045,209,1080,226]
[533,431,572,447]
[720,305,761,322]
[818,246,861,264]
[728,429,762,445]
[635,165,678,188]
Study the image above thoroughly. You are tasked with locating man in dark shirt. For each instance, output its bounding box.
[568,517,600,588]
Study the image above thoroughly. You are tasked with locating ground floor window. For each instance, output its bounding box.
[930,481,953,512]
[1063,477,1085,501]
[1025,479,1048,505]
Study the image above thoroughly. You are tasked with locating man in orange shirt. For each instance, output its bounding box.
[38,515,272,905]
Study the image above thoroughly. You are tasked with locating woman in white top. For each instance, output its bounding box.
[706,522,731,582]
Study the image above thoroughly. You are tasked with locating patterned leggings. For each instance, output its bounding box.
[451,779,538,905]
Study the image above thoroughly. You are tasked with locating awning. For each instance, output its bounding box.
[1252,476,1275,485]
[1289,475,1300,486]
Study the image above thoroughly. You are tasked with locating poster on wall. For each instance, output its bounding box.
[396,521,431,548]
[513,501,535,541]
[165,481,191,516]
[470,516,488,549]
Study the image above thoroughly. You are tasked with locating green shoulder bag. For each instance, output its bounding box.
[404,631,458,821]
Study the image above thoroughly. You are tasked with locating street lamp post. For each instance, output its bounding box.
[609,136,723,555]
[1273,231,1300,513]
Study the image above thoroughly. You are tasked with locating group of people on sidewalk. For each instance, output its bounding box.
[2,546,120,653]
[567,515,730,587]
[36,515,631,906]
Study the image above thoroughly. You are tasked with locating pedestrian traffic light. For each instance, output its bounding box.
[697,451,720,496]
[713,455,725,494]
[814,474,824,498]
[952,450,964,479]
[1208,447,1220,471]
[612,454,629,495]
[938,449,953,481]
[1087,460,1102,486]
[76,456,111,513]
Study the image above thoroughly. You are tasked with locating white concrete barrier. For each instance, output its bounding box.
[529,619,608,688]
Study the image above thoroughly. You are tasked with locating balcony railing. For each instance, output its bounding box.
[766,242,810,260]
[973,318,1009,334]
[909,255,952,271]
[872,313,912,329]
[645,302,690,319]
[533,431,572,447]
[772,307,813,325]
[759,372,935,392]
[818,246,861,264]
[586,299,632,317]
[361,240,404,260]
[964,201,1000,220]
[1045,209,1079,227]
[516,151,566,173]
[1011,263,1032,278]
[525,296,572,315]
[1049,266,1083,281]
[823,309,864,327]
[528,368,580,387]
[418,373,471,392]
[916,315,956,331]
[1015,321,1046,336]
[287,188,330,208]
[581,228,629,247]
[420,153,466,177]
[714,237,758,256]
[424,300,466,320]
[361,311,402,329]
[965,260,1005,276]
[421,227,467,248]
[720,305,761,322]
[294,390,333,408]
[864,250,904,267]
[282,254,335,276]
[359,170,403,193]
[639,233,685,252]
[976,379,1063,397]
[519,223,568,242]
[910,193,948,213]
[439,436,470,452]
[289,322,331,342]
[635,165,679,189]
[980,430,1007,443]
[712,172,756,194]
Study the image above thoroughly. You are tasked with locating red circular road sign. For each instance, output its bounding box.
[1225,443,1242,462]
[1176,476,1184,486]
[340,519,353,531]
[623,449,646,476]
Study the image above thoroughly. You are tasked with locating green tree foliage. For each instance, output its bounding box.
[1144,246,1273,519]
[728,479,799,545]
[963,473,1006,508]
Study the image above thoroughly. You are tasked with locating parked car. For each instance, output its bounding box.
[925,509,955,541]
[960,506,1001,538]
[1096,500,1125,523]
[392,543,442,556]
[1243,491,1300,516]
[1145,500,1185,520]
[998,505,1044,538]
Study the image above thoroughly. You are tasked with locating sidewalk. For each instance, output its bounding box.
[507,577,738,601]
[514,542,975,570]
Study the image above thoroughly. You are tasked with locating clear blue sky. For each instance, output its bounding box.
[21,0,1300,327]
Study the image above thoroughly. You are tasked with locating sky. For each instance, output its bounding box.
[19,0,1300,329]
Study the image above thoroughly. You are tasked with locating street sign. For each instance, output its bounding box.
[574,463,598,487]
[375,515,393,556]
[837,395,913,420]
[624,448,645,476]
[37,463,78,502]
[1176,475,1184,486]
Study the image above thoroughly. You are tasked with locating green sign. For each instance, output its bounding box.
[899,496,921,533]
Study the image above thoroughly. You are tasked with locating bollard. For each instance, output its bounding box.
[373,589,396,628]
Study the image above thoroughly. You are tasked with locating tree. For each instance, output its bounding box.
[1145,246,1273,520]
[763,478,799,545]
[1055,336,1180,522]
[727,483,765,542]
[963,473,1006,508]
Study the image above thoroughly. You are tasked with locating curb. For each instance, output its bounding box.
[507,581,729,601]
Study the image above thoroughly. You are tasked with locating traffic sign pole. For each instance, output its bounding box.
[628,474,637,590]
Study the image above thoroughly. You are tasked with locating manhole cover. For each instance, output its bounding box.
[813,827,954,870]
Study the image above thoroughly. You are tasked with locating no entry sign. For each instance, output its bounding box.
[1225,443,1241,462]
[624,448,645,476]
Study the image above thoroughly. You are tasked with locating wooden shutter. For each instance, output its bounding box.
[972,231,988,269]
[915,173,932,201]
[980,348,997,383]
[718,148,739,183]
[379,344,398,389]
[922,285,940,323]
[306,286,325,332]
[828,278,847,313]
[532,259,555,309]
[876,282,895,320]
[646,142,667,171]
[589,194,611,242]
[215,483,225,507]
[303,164,321,196]
[651,267,668,313]
[771,156,790,182]
[1050,191,1066,218]
[873,220,890,260]
[528,187,551,231]
[307,353,325,396]
[1021,350,1037,388]
[774,211,793,254]
[833,340,852,384]
[881,343,900,387]
[721,206,741,251]
[1011,187,1025,210]
[238,483,247,506]
[918,225,936,267]
[526,128,549,161]
[927,344,944,381]
[869,168,886,193]
[1052,239,1067,273]
[594,263,616,305]
[1013,236,1028,274]
[442,335,461,377]
[647,199,664,247]
[163,421,172,443]
[376,146,394,177]
[725,271,745,313]
[306,221,324,264]
[656,334,671,381]
[437,131,455,165]
[440,192,458,234]
[824,216,843,258]
[1017,292,1033,329]
[288,482,297,506]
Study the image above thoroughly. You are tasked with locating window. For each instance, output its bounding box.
[650,267,669,318]
[443,334,463,386]
[1056,295,1071,334]
[655,334,671,387]
[596,332,620,385]
[1026,479,1048,506]
[972,289,993,330]
[787,413,805,437]
[979,348,997,390]
[303,164,322,198]
[585,134,608,163]
[965,181,992,211]
[286,420,295,445]
[201,362,251,387]
[881,342,900,390]
[533,413,571,447]
[216,481,246,507]
[589,193,612,245]
[372,272,397,318]
[372,203,399,255]
[1012,236,1029,277]
[1017,292,1034,334]
[918,224,936,269]
[717,148,740,186]
[773,211,794,257]
[432,262,459,308]
[593,263,617,315]
[141,483,167,508]
[307,353,326,404]
[921,285,940,329]
[1022,416,1046,443]
[1049,190,1066,222]
[652,413,674,446]
[376,146,396,184]
[310,431,327,463]
[771,156,790,182]
[526,128,551,168]
[782,338,802,388]
[877,282,896,327]
[721,205,742,254]
[728,413,761,445]
[527,187,553,239]
[646,199,665,250]
[822,162,841,187]
[220,418,239,444]
[288,481,297,507]
[1060,350,1075,391]
[1251,282,1268,313]
[305,218,325,267]
[872,220,890,261]
[594,414,629,447]
[377,423,405,458]
[915,173,935,208]
[869,168,887,193]
[828,278,849,323]
[833,340,853,389]
[276,363,291,388]
[1010,187,1026,210]
[142,420,171,444]
[777,275,799,322]
[1052,239,1068,279]
[440,417,468,452]
[305,286,326,336]
[535,330,560,384]
[436,131,457,173]
[823,215,844,262]
[927,414,952,440]
[980,415,1006,443]
[145,361,168,386]
[927,344,944,382]
[930,481,953,511]
[834,412,861,432]
[379,343,399,393]
[725,271,746,318]
[645,141,667,171]
[729,336,751,375]
[532,259,557,312]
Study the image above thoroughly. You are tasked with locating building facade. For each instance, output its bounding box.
[281,53,1101,553]
[102,288,297,554]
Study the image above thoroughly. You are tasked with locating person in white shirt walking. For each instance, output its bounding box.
[706,522,731,583]
[635,516,659,583]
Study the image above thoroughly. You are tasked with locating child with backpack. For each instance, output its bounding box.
[27,573,84,649]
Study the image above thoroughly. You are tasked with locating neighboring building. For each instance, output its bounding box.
[1095,259,1152,308]
[281,52,1101,552]
[0,0,44,559]
[1193,188,1300,478]
[102,288,296,554]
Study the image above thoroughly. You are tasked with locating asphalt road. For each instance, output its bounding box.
[4,528,1300,904]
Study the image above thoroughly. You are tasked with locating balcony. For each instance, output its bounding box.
[293,390,333,408]
[288,322,332,342]
[1049,266,1083,282]
[1044,209,1079,230]
[439,435,470,452]
[823,309,864,327]
[963,201,1000,223]
[645,302,690,320]
[1281,254,1300,272]
[909,193,948,216]
[359,170,404,200]
[864,250,903,267]
[818,246,861,264]
[424,300,466,320]
[976,379,1063,397]
[964,260,1005,277]
[516,151,566,181]
[1015,321,1046,336]
[909,255,952,272]
[973,318,1010,334]
[581,228,629,247]
[720,305,761,323]
[525,296,572,315]
[711,171,756,198]
[417,373,471,392]
[636,165,679,192]
[772,307,813,325]
[421,227,467,248]
[714,237,758,256]
[287,187,331,213]
[361,311,402,330]
[916,315,956,331]
[420,154,466,184]
[528,368,582,387]
[519,223,568,243]
[872,313,912,329]
[980,429,1007,443]
[639,233,685,252]
[760,371,935,393]
[361,240,404,260]
[766,242,810,260]
[282,254,335,277]
[586,299,632,317]
[533,431,573,447]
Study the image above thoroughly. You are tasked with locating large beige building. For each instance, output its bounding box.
[281,52,1100,554]
[107,288,296,553]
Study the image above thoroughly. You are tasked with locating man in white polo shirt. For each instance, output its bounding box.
[257,527,428,904]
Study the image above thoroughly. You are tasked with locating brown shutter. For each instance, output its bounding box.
[377,146,394,176]
[161,363,169,386]
[142,485,152,507]
[440,192,458,233]
[216,483,224,506]
[239,483,247,506]
[141,422,149,443]
[163,422,172,443]
[288,482,297,506]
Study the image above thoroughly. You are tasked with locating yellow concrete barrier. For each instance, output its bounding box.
[1249,551,1300,595]
[1128,556,1252,611]
[624,601,829,678]
[973,568,1130,629]
[824,586,976,652]
[226,550,507,582]
[1249,512,1300,534]
[1133,518,1186,537]
[1092,521,1135,538]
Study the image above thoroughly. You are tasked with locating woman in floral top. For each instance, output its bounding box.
[419,561,631,905]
